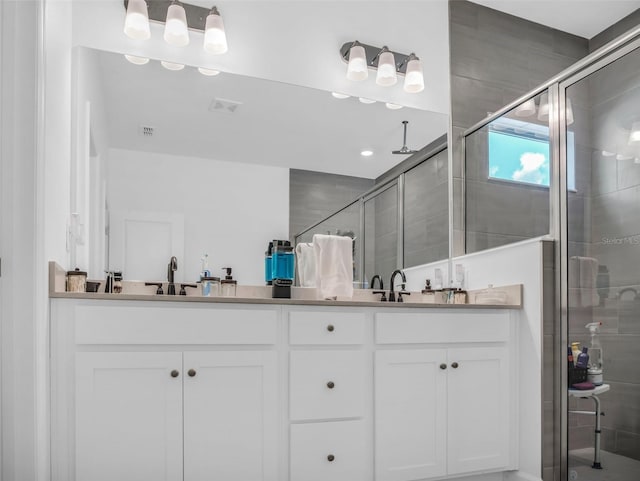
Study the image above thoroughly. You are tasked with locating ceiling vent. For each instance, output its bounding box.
[209,98,242,114]
[138,125,154,137]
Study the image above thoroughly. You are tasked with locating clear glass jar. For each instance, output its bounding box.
[201,276,221,297]
[221,280,237,297]
[66,268,87,292]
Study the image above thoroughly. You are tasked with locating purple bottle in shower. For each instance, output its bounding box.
[576,347,590,369]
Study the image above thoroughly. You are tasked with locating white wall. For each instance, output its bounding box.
[107,148,289,285]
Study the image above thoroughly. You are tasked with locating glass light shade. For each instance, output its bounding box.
[161,60,185,71]
[198,67,221,76]
[376,51,397,87]
[629,121,640,143]
[385,103,403,110]
[346,44,368,81]
[331,92,350,99]
[515,98,536,117]
[566,98,574,126]
[537,93,550,121]
[403,57,424,93]
[124,0,150,40]
[124,54,149,65]
[358,97,376,104]
[164,3,189,47]
[204,11,228,54]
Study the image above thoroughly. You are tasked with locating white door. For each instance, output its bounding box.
[76,351,183,481]
[446,346,510,475]
[375,349,448,481]
[183,351,279,481]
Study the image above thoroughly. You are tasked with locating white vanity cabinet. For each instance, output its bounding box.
[374,311,516,481]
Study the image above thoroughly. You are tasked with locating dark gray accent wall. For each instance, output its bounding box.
[289,169,373,239]
[449,0,589,256]
[589,9,640,52]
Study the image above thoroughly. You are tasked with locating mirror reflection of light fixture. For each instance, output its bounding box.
[629,121,640,144]
[198,67,220,76]
[358,97,376,104]
[331,92,350,99]
[537,93,549,121]
[124,54,150,65]
[161,60,185,71]
[164,1,190,47]
[346,41,368,81]
[340,41,424,94]
[515,98,536,117]
[375,47,397,87]
[124,0,150,40]
[403,53,424,93]
[203,6,228,54]
[385,103,403,110]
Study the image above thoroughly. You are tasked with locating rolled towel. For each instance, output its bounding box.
[295,243,316,288]
[313,234,354,299]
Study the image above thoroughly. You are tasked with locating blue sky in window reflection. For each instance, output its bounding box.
[489,132,550,186]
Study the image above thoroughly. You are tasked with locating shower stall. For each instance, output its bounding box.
[463,24,640,481]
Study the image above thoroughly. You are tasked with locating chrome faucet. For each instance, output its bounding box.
[167,256,178,295]
[388,269,406,302]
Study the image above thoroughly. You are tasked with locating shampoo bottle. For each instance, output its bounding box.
[576,347,590,369]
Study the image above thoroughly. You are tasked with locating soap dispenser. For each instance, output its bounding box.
[271,240,294,299]
[221,267,237,297]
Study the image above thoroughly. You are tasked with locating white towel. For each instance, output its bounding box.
[570,256,599,307]
[313,234,354,299]
[295,243,316,288]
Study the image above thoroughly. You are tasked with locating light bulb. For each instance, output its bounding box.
[515,98,536,117]
[629,121,640,144]
[164,2,189,47]
[385,103,403,110]
[403,54,424,93]
[124,54,149,65]
[161,61,185,71]
[203,7,228,54]
[198,67,221,76]
[331,92,350,99]
[376,48,397,87]
[346,42,368,81]
[537,93,549,121]
[124,0,150,40]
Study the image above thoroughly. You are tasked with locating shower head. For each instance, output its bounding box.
[392,120,418,155]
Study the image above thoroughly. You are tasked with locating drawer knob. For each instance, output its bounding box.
[188,369,197,377]
[451,362,459,369]
[327,381,335,389]
[170,370,179,378]
[327,324,335,332]
[439,363,447,370]
[327,454,335,462]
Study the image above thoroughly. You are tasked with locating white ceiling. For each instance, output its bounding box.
[470,0,640,39]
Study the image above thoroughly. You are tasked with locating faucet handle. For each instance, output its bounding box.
[373,290,387,302]
[179,283,198,296]
[397,291,411,303]
[145,282,164,295]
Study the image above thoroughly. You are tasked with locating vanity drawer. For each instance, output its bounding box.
[290,420,367,481]
[289,310,366,345]
[74,304,278,345]
[290,350,365,421]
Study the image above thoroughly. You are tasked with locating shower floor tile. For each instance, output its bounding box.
[569,448,640,481]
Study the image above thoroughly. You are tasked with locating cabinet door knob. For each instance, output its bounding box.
[170,370,179,378]
[439,363,447,370]
[451,362,459,369]
[327,454,335,462]
[327,381,335,389]
[188,369,197,377]
[327,324,335,332]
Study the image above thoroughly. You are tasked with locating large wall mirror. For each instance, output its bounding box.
[71,47,449,285]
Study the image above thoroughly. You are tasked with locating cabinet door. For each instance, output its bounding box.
[76,351,183,481]
[446,346,510,475]
[375,349,447,481]
[183,351,278,481]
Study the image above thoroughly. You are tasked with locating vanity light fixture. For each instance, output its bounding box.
[341,41,424,94]
[515,98,536,117]
[164,1,189,46]
[124,54,150,65]
[124,0,150,40]
[537,93,574,125]
[161,60,185,71]
[629,121,640,144]
[331,92,350,99]
[358,97,376,104]
[198,67,221,76]
[385,103,403,110]
[203,6,228,54]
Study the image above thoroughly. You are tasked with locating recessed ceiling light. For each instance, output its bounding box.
[359,97,376,104]
[161,61,185,71]
[331,92,350,99]
[198,67,221,76]
[124,54,150,65]
[385,103,403,110]
[361,150,373,157]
